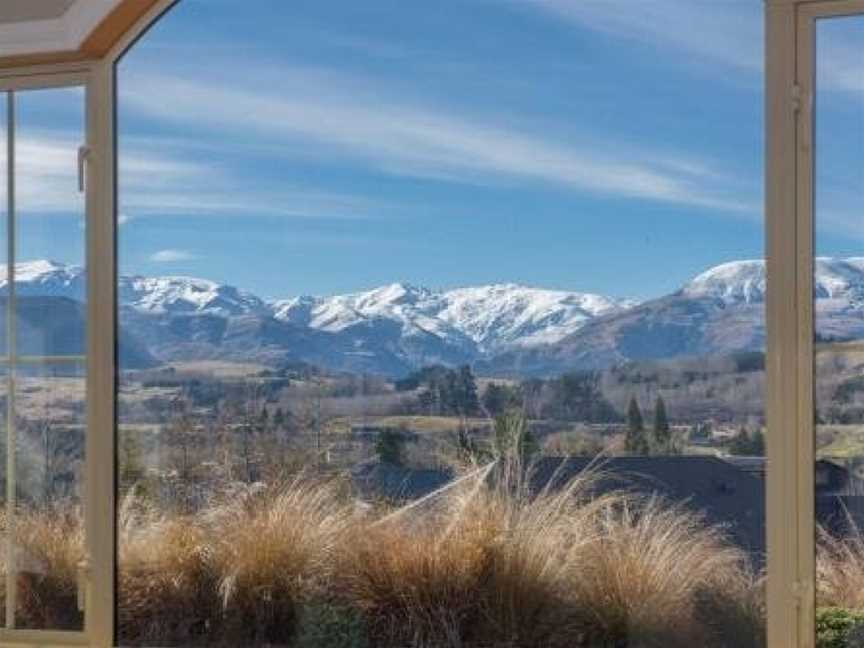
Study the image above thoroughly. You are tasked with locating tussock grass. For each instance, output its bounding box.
[0,467,771,647]
[8,507,84,630]
[818,521,864,610]
[118,492,219,644]
[212,476,355,644]
[570,497,756,646]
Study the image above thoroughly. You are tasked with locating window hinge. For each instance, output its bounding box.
[77,145,91,193]
[791,83,802,113]
[791,578,813,609]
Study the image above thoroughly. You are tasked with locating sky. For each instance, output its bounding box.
[6,1,864,301]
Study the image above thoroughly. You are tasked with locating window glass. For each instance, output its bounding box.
[116,2,766,646]
[813,16,864,638]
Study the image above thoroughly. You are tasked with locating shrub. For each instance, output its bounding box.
[294,601,369,648]
[816,607,864,648]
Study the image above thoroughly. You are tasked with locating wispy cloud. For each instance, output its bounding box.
[149,248,199,262]
[523,0,762,72]
[120,69,758,216]
[527,0,864,99]
[7,131,378,221]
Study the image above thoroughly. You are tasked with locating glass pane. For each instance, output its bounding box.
[15,87,86,358]
[0,87,87,633]
[117,2,766,646]
[11,362,85,631]
[814,15,864,644]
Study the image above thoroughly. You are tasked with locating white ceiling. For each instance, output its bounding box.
[0,0,75,24]
[0,0,122,58]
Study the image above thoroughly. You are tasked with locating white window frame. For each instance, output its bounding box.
[0,62,116,648]
[766,1,864,647]
[0,1,840,645]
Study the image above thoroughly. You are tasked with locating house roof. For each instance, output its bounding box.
[526,456,766,562]
[351,461,454,503]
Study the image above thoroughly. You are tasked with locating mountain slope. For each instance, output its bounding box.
[486,258,864,376]
[6,257,864,377]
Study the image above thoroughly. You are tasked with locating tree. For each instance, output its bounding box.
[625,397,650,455]
[456,365,480,416]
[482,383,521,417]
[652,395,671,454]
[728,427,766,456]
[375,428,407,466]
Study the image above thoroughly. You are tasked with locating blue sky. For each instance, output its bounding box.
[11,1,864,300]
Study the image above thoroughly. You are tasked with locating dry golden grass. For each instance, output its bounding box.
[0,467,771,647]
[5,507,85,630]
[570,497,757,647]
[339,461,760,648]
[818,522,864,610]
[117,493,220,644]
[211,476,355,644]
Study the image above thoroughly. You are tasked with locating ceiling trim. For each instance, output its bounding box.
[0,0,165,70]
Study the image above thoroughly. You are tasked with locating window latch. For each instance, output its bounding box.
[77,556,91,612]
[791,84,802,113]
[77,145,91,193]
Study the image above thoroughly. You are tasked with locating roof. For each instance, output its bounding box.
[351,461,454,503]
[525,456,766,562]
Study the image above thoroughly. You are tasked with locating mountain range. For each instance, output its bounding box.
[1,258,862,376]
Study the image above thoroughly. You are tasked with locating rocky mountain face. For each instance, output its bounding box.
[3,258,864,376]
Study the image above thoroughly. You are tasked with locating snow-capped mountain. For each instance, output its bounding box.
[487,258,864,376]
[682,257,864,307]
[0,261,266,318]
[119,275,267,317]
[7,257,864,376]
[0,259,87,299]
[271,282,629,354]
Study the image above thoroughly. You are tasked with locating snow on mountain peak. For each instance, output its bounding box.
[0,259,85,299]
[436,283,629,350]
[681,260,766,304]
[120,275,266,317]
[682,257,864,306]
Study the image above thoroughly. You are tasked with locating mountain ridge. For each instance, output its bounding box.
[4,258,864,376]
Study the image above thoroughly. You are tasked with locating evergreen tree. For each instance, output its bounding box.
[652,395,671,453]
[625,397,649,455]
[375,429,406,466]
[728,427,766,456]
[751,429,766,456]
[457,365,480,416]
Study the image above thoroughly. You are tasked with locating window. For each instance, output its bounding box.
[110,2,767,646]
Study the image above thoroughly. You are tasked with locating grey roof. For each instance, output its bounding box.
[525,456,766,563]
[351,461,453,503]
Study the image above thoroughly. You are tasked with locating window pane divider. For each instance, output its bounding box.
[4,87,16,632]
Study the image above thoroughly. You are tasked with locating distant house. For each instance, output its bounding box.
[525,456,766,565]
[350,455,864,565]
[812,458,864,536]
[351,461,453,503]
[353,455,767,564]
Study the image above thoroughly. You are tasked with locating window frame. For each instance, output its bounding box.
[0,1,840,645]
[766,1,864,647]
[0,62,115,647]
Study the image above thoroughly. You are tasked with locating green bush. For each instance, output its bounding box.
[816,607,864,648]
[294,602,369,648]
